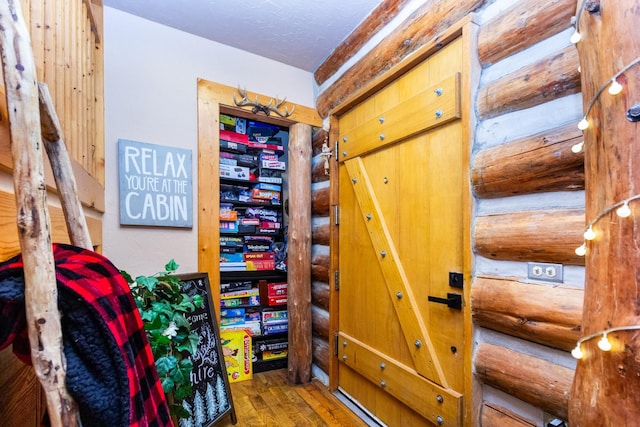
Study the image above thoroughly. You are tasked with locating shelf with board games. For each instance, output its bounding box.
[218,113,289,380]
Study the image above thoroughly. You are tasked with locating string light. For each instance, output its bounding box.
[574,56,640,133]
[583,226,596,240]
[571,141,584,153]
[608,78,623,95]
[569,1,587,44]
[574,194,640,256]
[572,326,640,360]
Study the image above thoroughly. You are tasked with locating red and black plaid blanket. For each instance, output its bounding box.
[0,243,172,427]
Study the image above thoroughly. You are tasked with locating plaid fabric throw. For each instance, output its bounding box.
[0,244,172,427]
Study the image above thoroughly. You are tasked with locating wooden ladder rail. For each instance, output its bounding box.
[1,0,93,425]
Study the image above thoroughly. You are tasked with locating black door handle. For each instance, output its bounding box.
[428,293,462,310]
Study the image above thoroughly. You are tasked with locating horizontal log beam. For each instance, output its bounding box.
[312,223,330,246]
[313,0,409,86]
[477,46,580,120]
[311,253,329,282]
[312,128,329,156]
[481,402,536,427]
[312,281,330,311]
[472,122,584,198]
[471,275,583,350]
[316,0,486,117]
[475,343,573,420]
[312,336,329,374]
[312,186,330,216]
[312,305,330,340]
[474,209,585,265]
[477,0,575,67]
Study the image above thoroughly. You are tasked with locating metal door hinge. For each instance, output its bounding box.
[334,270,340,291]
[334,333,339,356]
[334,140,339,160]
[334,205,340,225]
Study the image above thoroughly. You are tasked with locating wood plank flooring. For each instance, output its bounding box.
[216,369,369,426]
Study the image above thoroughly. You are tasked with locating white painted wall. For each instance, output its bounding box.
[103,7,315,277]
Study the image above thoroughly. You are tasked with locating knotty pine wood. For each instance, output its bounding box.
[474,209,585,265]
[475,343,573,420]
[569,1,640,424]
[472,122,584,198]
[471,275,583,351]
[316,0,485,117]
[477,45,580,120]
[477,0,575,67]
[481,402,537,427]
[314,0,409,86]
[216,369,367,427]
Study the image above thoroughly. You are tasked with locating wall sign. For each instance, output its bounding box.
[178,273,237,426]
[118,139,193,227]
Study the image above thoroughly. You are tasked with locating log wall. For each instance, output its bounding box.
[310,127,332,376]
[314,0,584,424]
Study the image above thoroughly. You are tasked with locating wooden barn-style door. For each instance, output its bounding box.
[334,34,470,426]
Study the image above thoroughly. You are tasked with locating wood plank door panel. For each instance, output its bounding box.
[337,37,466,426]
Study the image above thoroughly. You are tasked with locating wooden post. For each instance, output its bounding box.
[287,122,313,384]
[0,1,78,425]
[569,1,640,425]
[39,83,92,250]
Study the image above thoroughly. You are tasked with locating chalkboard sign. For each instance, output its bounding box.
[177,273,236,426]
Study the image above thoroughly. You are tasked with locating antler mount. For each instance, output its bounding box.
[233,86,295,118]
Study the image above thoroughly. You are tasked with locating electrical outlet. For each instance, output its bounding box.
[527,262,563,283]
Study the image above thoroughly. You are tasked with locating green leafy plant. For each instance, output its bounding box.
[120,260,203,420]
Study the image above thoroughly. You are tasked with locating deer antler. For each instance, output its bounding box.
[233,86,295,118]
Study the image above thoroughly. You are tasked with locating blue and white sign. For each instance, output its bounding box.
[118,139,193,227]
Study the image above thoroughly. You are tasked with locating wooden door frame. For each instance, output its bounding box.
[195,77,321,313]
[326,16,480,425]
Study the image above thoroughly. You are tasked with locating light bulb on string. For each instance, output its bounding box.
[617,202,631,218]
[583,226,596,240]
[571,141,584,153]
[575,243,587,256]
[597,334,612,351]
[570,29,582,44]
[571,344,584,359]
[578,117,589,130]
[608,78,623,95]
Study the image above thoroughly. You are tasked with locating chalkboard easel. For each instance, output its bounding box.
[178,273,237,426]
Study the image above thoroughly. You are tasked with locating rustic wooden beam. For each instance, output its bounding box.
[481,402,537,426]
[569,1,640,424]
[477,0,576,67]
[311,253,329,283]
[312,128,328,155]
[475,343,573,420]
[316,0,486,117]
[0,1,78,425]
[312,159,330,184]
[313,0,409,86]
[472,122,584,198]
[311,281,330,311]
[471,275,583,350]
[287,123,313,384]
[312,305,329,340]
[312,223,330,246]
[477,46,580,120]
[312,186,330,216]
[474,209,585,265]
[39,83,92,250]
[312,336,329,374]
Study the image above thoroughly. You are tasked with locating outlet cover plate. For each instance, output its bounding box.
[527,262,563,283]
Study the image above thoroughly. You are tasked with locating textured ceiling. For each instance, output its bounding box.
[103,0,384,72]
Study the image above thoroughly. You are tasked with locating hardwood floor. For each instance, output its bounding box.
[216,369,369,426]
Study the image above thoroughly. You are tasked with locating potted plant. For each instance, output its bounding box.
[120,260,203,421]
